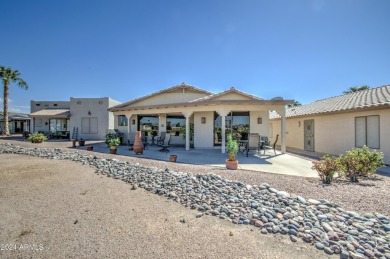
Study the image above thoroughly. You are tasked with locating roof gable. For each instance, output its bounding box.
[191,87,264,103]
[111,83,212,109]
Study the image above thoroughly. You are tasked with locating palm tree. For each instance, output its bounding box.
[0,66,28,135]
[287,100,302,108]
[343,85,370,94]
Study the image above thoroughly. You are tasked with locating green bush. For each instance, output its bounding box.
[226,134,239,161]
[105,129,123,145]
[311,155,340,184]
[337,146,384,182]
[28,132,47,143]
[107,137,121,147]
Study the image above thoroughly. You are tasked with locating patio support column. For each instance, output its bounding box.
[280,108,286,154]
[216,110,229,154]
[183,112,193,151]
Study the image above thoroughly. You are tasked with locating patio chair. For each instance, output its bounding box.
[127,133,135,151]
[159,134,171,153]
[263,134,279,155]
[246,133,260,157]
[156,132,166,146]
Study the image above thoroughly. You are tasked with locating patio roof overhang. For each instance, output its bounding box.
[109,99,294,112]
[29,109,71,119]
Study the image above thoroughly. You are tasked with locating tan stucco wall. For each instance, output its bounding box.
[213,92,253,101]
[194,111,214,148]
[271,109,390,164]
[250,111,269,137]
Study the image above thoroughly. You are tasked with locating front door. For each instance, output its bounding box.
[304,119,315,152]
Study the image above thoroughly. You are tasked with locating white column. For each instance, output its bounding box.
[183,112,193,151]
[280,108,286,154]
[216,109,229,154]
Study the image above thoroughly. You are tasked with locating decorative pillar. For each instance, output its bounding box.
[280,108,286,154]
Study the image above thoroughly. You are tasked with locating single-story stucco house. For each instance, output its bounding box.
[108,83,293,153]
[0,112,31,134]
[270,85,390,164]
[29,97,120,140]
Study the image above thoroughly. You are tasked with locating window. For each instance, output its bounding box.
[118,115,128,126]
[36,103,40,106]
[77,101,81,104]
[138,116,158,136]
[54,104,58,107]
[355,115,379,149]
[81,117,98,134]
[49,119,68,132]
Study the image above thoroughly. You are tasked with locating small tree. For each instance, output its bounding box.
[312,155,340,184]
[337,146,384,182]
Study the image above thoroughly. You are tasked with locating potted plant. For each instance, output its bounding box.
[28,132,48,143]
[226,134,239,170]
[78,138,85,146]
[108,137,121,154]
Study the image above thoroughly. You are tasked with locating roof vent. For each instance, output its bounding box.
[271,97,283,100]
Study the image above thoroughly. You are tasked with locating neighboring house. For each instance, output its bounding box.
[0,112,31,134]
[108,83,292,153]
[29,97,120,140]
[270,85,390,164]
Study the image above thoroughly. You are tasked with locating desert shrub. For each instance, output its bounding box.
[311,155,340,184]
[337,146,384,182]
[107,137,121,147]
[226,134,239,161]
[28,132,48,143]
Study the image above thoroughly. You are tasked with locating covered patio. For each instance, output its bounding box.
[81,142,318,178]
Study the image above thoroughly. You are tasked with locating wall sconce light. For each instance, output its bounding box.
[257,117,262,124]
[45,122,48,125]
[298,121,301,127]
[132,119,135,125]
[88,110,91,116]
[201,117,206,124]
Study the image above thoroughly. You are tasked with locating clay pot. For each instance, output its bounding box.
[78,140,85,146]
[169,155,177,162]
[133,131,144,155]
[110,147,117,154]
[71,139,77,148]
[87,146,93,151]
[226,159,238,170]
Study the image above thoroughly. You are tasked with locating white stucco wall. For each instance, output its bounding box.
[271,109,390,164]
[69,97,120,140]
[194,111,214,148]
[30,100,70,113]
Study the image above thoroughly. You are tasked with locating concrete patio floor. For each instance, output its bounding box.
[81,142,319,178]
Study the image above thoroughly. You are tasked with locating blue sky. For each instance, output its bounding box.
[1,0,389,113]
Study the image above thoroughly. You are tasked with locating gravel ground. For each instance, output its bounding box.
[0,153,332,259]
[1,136,389,219]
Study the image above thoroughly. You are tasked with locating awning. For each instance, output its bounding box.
[29,109,70,118]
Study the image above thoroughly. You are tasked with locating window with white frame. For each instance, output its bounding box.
[355,115,379,149]
[81,117,98,134]
[118,115,128,126]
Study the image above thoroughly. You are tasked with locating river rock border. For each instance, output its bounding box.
[1,143,389,259]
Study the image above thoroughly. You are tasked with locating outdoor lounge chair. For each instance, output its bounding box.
[246,133,260,157]
[159,134,171,153]
[263,134,279,155]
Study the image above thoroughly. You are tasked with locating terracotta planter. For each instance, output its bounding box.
[86,146,93,151]
[71,139,77,148]
[133,131,144,155]
[109,147,117,154]
[226,159,238,170]
[78,140,85,146]
[169,155,177,162]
